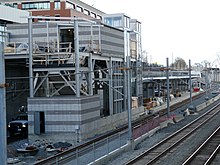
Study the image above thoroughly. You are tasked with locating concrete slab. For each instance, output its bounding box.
[173,114,184,123]
[160,118,175,129]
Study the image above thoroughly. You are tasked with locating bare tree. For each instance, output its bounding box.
[142,50,148,63]
[170,57,188,70]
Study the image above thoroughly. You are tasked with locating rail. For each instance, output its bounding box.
[33,92,206,165]
[182,126,220,165]
[125,101,220,165]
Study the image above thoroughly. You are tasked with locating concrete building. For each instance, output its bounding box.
[3,1,143,142]
[1,0,104,21]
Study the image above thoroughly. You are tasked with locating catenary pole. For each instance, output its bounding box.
[126,56,132,141]
[0,42,7,164]
[188,59,194,110]
[166,58,170,117]
[189,59,192,105]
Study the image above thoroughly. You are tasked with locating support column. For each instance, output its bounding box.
[0,42,7,164]
[74,19,80,97]
[88,53,93,95]
[126,56,132,141]
[28,17,34,98]
[109,58,113,115]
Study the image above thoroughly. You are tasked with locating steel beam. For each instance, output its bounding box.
[0,42,7,164]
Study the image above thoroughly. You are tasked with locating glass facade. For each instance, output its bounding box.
[104,16,122,27]
[22,2,50,10]
[0,25,7,43]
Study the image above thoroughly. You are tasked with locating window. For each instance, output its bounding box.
[90,12,96,18]
[104,17,122,27]
[22,2,50,10]
[76,6,83,12]
[84,9,90,15]
[104,18,113,26]
[97,15,102,20]
[54,1,60,9]
[113,17,121,27]
[66,1,75,9]
[0,25,7,43]
[38,3,44,9]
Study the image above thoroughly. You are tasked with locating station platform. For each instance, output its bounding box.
[146,91,197,114]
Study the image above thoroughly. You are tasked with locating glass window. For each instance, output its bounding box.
[38,3,44,9]
[22,3,27,9]
[76,6,83,12]
[84,9,90,15]
[113,17,122,27]
[29,3,34,9]
[0,25,7,43]
[43,2,50,9]
[104,18,113,26]
[54,1,60,9]
[21,2,50,10]
[91,12,96,18]
[66,1,75,9]
[97,15,102,20]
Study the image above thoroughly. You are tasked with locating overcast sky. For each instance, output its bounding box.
[82,0,220,67]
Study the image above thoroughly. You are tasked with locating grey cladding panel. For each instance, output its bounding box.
[100,26,124,58]
[8,22,58,43]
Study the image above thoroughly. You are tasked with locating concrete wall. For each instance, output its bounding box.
[28,93,144,142]
[28,95,101,135]
[80,106,145,140]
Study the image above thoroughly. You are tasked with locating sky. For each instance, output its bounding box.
[81,0,220,67]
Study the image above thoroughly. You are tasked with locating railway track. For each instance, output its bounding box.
[125,102,220,165]
[182,126,220,165]
[33,91,209,165]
